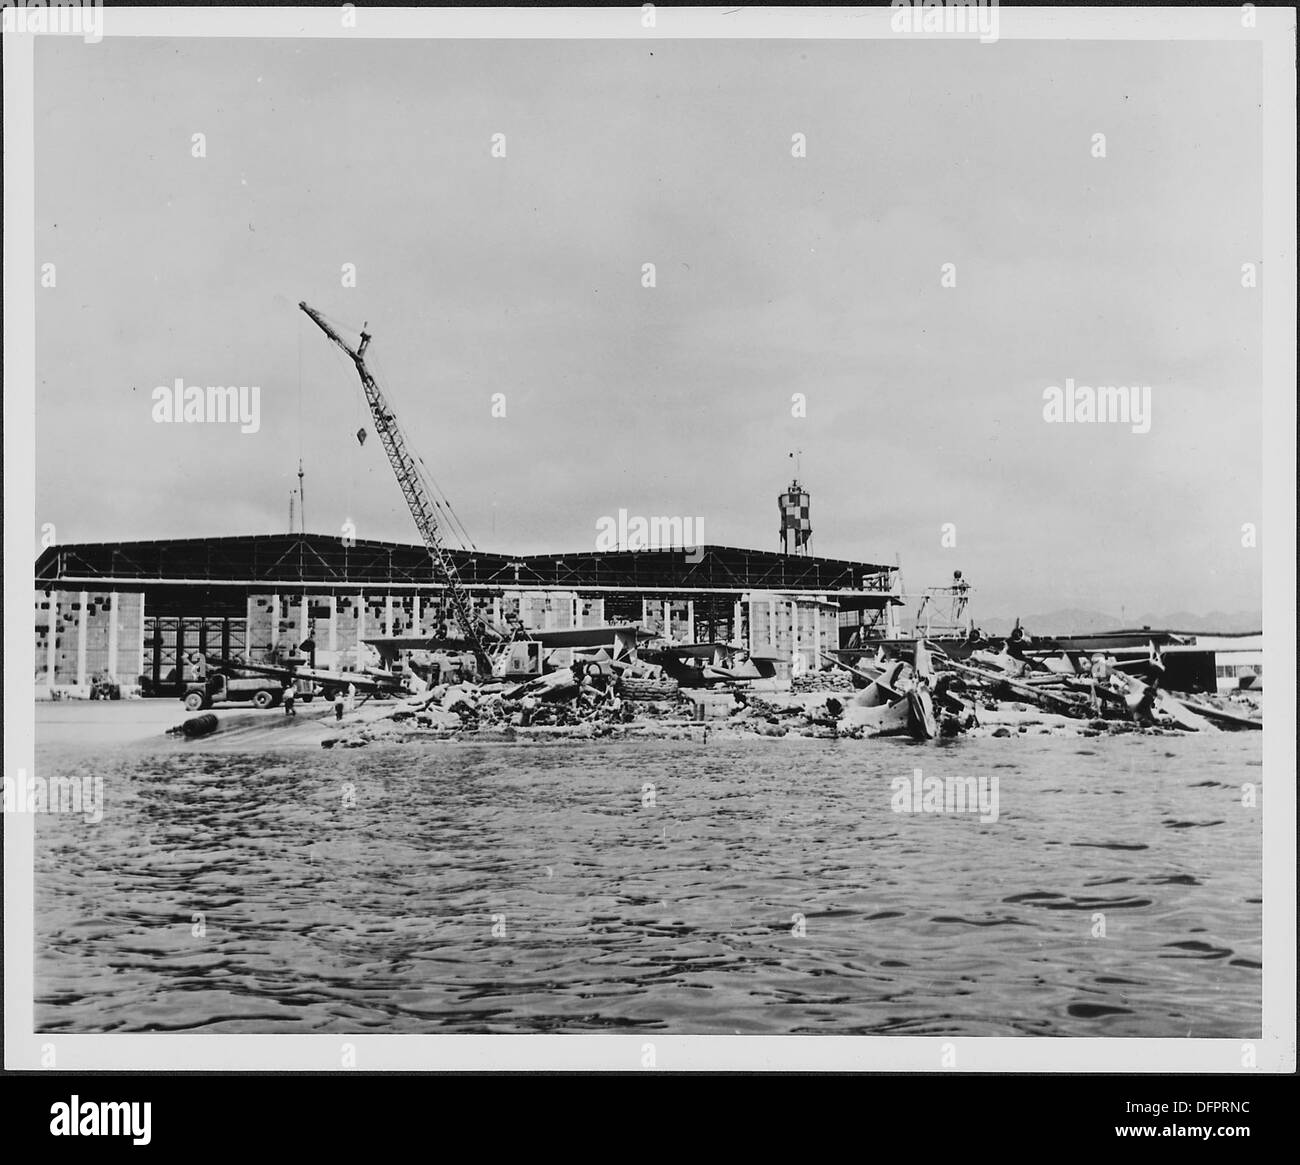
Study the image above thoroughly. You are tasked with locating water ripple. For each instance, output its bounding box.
[33,733,1262,1035]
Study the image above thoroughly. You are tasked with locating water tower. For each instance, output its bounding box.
[778,478,811,556]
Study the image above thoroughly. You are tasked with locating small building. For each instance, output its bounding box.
[1161,633,1263,692]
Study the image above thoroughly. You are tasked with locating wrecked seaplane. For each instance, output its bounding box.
[836,644,938,740]
[364,623,651,682]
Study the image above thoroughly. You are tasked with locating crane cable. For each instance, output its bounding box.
[318,326,365,535]
[296,316,303,533]
[311,308,479,553]
[368,340,477,552]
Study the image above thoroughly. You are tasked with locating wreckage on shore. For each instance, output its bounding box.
[306,624,1259,750]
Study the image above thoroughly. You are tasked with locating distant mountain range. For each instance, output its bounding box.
[967,610,1263,637]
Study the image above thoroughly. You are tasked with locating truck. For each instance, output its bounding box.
[181,673,288,712]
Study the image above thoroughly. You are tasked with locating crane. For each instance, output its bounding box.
[298,301,495,675]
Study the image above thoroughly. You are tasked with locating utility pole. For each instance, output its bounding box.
[298,459,305,534]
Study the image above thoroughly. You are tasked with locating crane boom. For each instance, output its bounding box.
[298,301,494,674]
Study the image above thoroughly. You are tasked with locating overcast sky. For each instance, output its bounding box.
[34,36,1262,618]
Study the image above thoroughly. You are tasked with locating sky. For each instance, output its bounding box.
[33,35,1263,619]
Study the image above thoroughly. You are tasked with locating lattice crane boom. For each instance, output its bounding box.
[298,301,493,674]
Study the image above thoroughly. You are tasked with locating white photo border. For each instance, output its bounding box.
[4,4,1295,1073]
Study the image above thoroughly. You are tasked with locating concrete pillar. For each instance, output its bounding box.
[491,595,500,628]
[414,594,422,634]
[299,596,309,648]
[108,592,119,679]
[385,594,394,637]
[663,600,671,643]
[329,597,338,653]
[356,593,367,658]
[734,599,742,647]
[76,590,88,686]
[138,595,147,687]
[687,599,695,645]
[153,612,165,687]
[45,592,58,684]
[270,592,279,651]
[785,600,795,676]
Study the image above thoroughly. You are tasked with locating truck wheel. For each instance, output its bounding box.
[252,690,275,710]
[184,691,205,712]
[301,693,314,703]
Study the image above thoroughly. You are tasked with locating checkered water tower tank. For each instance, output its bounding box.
[779,479,811,555]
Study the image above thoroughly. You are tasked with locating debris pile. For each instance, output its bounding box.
[319,636,1261,748]
[922,640,1262,736]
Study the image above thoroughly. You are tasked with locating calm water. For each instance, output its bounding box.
[34,733,1262,1036]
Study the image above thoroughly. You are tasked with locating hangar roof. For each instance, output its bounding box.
[35,533,896,596]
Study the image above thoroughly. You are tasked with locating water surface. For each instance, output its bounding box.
[34,732,1262,1036]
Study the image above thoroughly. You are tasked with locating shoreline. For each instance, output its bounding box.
[34,697,1237,755]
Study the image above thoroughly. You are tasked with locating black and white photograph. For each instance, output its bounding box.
[4,2,1294,1088]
